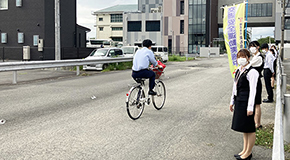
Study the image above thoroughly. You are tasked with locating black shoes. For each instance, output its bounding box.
[234,154,241,158]
[148,90,157,96]
[263,99,273,103]
[236,153,252,160]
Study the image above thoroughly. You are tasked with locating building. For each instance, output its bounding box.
[0,0,90,60]
[163,0,218,54]
[163,0,276,54]
[275,0,290,43]
[92,5,138,42]
[123,0,163,46]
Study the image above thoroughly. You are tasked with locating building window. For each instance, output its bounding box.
[18,32,24,43]
[180,1,184,15]
[99,27,104,31]
[180,20,184,34]
[0,0,8,10]
[285,17,290,30]
[110,14,122,23]
[99,17,103,21]
[146,21,160,32]
[1,33,7,43]
[248,3,272,17]
[16,0,22,7]
[128,21,142,32]
[111,37,123,42]
[112,27,123,31]
[33,35,39,46]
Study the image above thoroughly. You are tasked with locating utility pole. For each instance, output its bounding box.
[280,0,286,60]
[55,0,61,60]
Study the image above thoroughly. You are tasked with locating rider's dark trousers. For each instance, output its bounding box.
[132,69,155,90]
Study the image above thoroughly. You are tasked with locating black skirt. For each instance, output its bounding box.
[231,101,256,133]
[255,78,262,105]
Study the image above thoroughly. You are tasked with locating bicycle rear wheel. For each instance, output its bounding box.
[152,81,166,110]
[126,86,145,120]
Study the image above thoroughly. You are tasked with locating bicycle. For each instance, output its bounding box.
[126,68,166,120]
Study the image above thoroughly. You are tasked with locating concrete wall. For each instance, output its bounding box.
[138,0,163,13]
[275,0,290,42]
[200,47,220,57]
[123,12,163,46]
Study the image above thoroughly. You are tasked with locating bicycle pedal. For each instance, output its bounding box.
[147,98,151,105]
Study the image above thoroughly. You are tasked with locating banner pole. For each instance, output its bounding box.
[244,0,249,48]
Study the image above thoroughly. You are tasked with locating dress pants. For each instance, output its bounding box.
[264,68,273,101]
[132,69,155,90]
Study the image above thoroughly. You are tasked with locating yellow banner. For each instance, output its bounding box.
[223,3,245,78]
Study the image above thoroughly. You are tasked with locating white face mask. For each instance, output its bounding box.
[262,50,267,53]
[237,58,248,66]
[249,47,257,54]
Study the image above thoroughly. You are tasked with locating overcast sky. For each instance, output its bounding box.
[76,0,274,41]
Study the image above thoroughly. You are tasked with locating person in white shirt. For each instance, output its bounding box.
[261,43,275,103]
[230,49,259,160]
[248,41,264,130]
[132,39,162,95]
[270,45,278,88]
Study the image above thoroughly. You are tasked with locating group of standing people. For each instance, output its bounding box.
[229,41,278,160]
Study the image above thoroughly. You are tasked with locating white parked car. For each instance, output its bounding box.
[83,48,124,71]
[121,46,139,58]
[151,46,169,62]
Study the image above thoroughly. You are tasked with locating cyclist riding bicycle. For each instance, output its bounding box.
[132,39,163,96]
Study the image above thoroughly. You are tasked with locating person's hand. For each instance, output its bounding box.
[229,105,234,112]
[247,111,253,116]
[157,64,163,69]
[272,73,275,76]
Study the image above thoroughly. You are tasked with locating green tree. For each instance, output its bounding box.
[257,36,275,45]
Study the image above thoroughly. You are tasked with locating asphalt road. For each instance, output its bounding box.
[0,57,274,160]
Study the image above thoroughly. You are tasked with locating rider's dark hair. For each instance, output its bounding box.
[142,39,153,48]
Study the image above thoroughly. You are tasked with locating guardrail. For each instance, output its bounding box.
[272,56,285,160]
[0,57,133,84]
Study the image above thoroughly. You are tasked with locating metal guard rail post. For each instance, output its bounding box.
[0,57,133,84]
[272,56,285,160]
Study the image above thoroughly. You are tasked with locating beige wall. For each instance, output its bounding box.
[96,12,123,40]
[163,0,188,54]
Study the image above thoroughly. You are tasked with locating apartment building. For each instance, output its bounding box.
[92,5,138,42]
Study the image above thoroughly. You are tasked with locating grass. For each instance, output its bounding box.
[255,123,290,153]
[168,55,195,61]
[102,61,133,72]
[255,124,274,149]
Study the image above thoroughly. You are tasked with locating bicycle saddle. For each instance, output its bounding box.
[134,78,145,83]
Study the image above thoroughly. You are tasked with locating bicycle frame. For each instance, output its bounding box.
[126,82,150,105]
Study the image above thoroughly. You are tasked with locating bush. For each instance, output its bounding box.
[169,55,195,61]
[102,61,133,72]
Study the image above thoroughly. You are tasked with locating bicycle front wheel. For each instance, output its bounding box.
[152,81,166,110]
[126,87,145,120]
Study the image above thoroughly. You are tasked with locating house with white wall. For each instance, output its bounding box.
[92,5,138,42]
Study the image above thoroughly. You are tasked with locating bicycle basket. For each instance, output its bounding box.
[152,68,163,79]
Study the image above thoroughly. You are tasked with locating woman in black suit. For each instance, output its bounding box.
[230,49,259,160]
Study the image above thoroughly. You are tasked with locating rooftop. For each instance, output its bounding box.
[94,4,138,14]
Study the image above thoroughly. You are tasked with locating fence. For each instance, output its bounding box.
[272,56,285,160]
[0,57,133,84]
[0,47,95,61]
